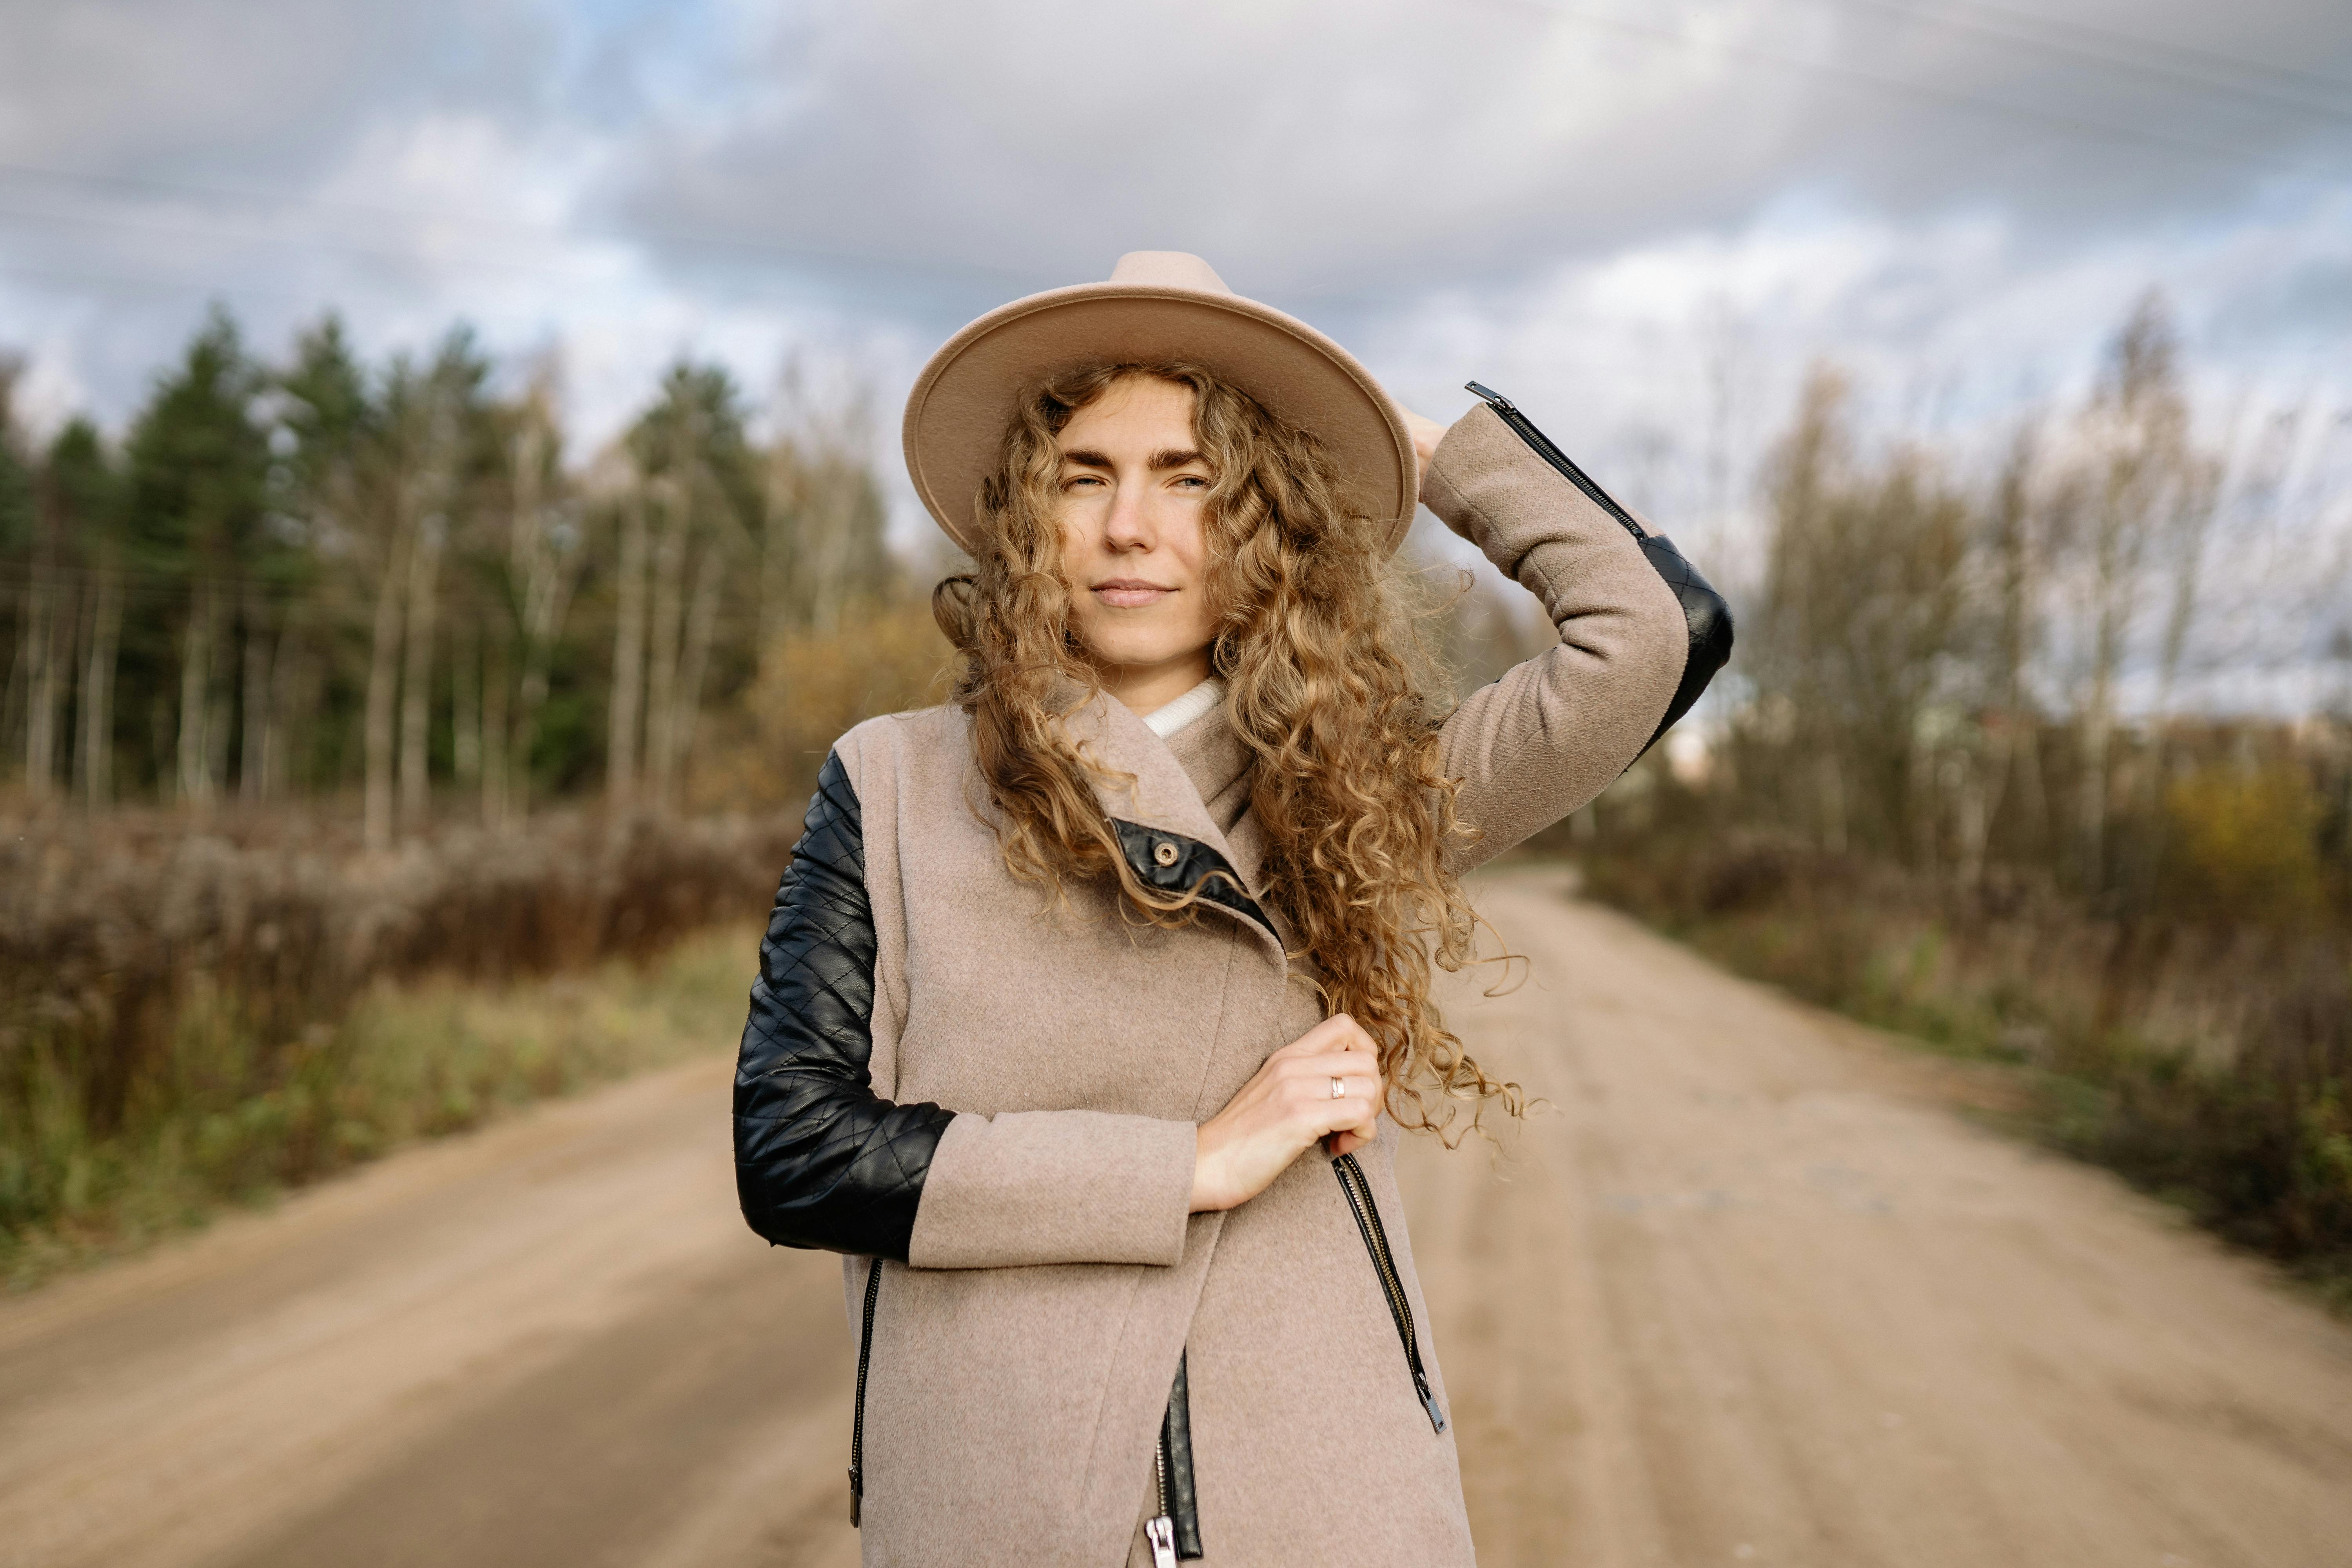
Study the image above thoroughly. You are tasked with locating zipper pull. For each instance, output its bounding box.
[848,1466,863,1527]
[1463,380,1515,414]
[1415,1371,1448,1435]
[1145,1515,1179,1568]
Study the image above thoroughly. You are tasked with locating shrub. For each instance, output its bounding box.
[0,807,801,1281]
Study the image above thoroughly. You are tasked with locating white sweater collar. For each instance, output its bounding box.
[1142,678,1225,739]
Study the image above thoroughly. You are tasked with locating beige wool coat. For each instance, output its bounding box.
[818,404,1688,1566]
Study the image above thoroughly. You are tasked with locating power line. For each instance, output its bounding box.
[0,161,1034,289]
[1470,0,2341,177]
[1911,0,2352,102]
[0,203,609,284]
[1821,0,2352,128]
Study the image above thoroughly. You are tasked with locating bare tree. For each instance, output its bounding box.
[78,555,120,806]
[497,368,581,826]
[622,363,759,813]
[1957,423,2048,886]
[1751,363,1971,863]
[2068,292,2194,890]
[606,488,648,814]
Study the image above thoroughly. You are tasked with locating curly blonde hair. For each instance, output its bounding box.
[931,362,1519,1137]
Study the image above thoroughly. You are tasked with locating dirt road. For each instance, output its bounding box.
[5,869,2350,1567]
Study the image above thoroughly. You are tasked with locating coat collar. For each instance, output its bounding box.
[1058,688,1266,906]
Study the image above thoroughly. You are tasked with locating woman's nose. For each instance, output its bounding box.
[1103,485,1155,550]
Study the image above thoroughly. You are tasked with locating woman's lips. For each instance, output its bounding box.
[1091,581,1175,609]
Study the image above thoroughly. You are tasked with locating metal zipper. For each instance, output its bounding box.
[1333,1152,1448,1433]
[848,1255,882,1526]
[1146,1447,1178,1568]
[1145,1348,1201,1562]
[1463,380,1648,543]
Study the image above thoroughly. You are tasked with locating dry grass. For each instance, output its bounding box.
[0,805,797,1288]
[0,915,760,1290]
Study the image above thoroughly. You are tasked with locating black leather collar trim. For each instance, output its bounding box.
[1109,819,1276,939]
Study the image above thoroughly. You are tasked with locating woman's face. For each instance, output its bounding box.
[1053,376,1223,711]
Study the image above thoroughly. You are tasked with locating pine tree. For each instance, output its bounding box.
[123,307,273,806]
[42,419,127,804]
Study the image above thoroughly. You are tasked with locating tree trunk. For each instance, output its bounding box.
[239,587,272,803]
[606,495,650,813]
[808,462,855,636]
[204,614,233,804]
[399,517,445,837]
[511,655,546,824]
[176,579,216,808]
[673,537,726,804]
[452,614,481,790]
[482,626,510,828]
[261,610,302,802]
[1,583,25,786]
[503,398,575,827]
[760,441,801,679]
[23,547,61,801]
[76,559,119,807]
[364,516,414,852]
[645,483,687,812]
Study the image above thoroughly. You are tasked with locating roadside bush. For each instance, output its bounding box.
[0,807,800,1282]
[696,598,955,811]
[1572,808,2352,1288]
[2161,762,2327,929]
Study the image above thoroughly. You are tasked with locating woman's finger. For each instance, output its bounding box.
[1281,1055,1381,1099]
[1271,1015,1353,1058]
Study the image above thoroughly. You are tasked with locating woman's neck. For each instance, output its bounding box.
[1091,649,1216,718]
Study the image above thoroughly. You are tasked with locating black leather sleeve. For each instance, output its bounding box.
[1637,533,1735,753]
[1460,381,1733,755]
[733,751,956,1260]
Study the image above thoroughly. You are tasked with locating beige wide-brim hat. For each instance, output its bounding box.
[903,251,1416,557]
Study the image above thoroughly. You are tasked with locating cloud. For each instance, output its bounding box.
[595,0,2352,306]
[0,0,2347,485]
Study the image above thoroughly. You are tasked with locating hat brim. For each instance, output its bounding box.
[902,282,1416,557]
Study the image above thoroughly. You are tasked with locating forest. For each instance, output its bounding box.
[0,308,928,831]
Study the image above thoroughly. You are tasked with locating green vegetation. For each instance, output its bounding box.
[0,920,757,1292]
[0,804,812,1289]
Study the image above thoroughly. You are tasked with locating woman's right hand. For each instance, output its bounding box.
[1189,1014,1386,1212]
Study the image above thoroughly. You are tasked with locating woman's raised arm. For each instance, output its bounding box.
[1418,396,1717,869]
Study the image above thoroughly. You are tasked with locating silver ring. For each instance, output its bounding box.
[1329,1075,1346,1099]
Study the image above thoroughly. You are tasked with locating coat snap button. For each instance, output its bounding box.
[1152,840,1180,867]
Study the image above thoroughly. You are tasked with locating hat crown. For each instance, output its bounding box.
[906,250,1412,556]
[1107,250,1232,295]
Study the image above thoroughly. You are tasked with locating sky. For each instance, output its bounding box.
[3,0,2350,641]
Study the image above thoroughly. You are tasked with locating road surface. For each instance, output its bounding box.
[4,869,2349,1567]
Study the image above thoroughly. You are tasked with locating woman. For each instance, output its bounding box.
[734,252,1729,1567]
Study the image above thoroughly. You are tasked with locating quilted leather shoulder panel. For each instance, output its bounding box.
[733,751,955,1259]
